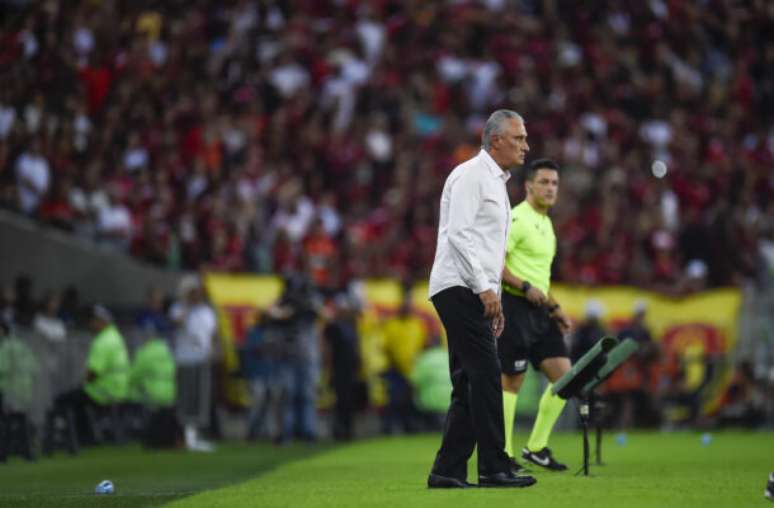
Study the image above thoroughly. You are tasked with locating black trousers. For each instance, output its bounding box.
[430,286,510,479]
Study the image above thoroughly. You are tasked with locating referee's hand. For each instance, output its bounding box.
[525,286,548,307]
[478,289,501,319]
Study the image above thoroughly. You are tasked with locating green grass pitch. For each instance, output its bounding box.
[1,431,772,507]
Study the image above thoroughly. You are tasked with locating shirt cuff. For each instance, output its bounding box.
[472,278,496,295]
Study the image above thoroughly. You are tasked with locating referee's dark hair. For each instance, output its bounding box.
[525,158,560,181]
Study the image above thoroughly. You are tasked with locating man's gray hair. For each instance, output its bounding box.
[481,109,523,150]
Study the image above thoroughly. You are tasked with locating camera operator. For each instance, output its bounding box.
[263,270,325,443]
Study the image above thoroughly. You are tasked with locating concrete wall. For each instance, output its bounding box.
[0,210,185,306]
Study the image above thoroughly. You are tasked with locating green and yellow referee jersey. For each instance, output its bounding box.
[503,200,556,297]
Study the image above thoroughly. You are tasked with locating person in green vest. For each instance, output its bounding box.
[51,304,130,444]
[83,305,130,405]
[409,336,452,431]
[128,335,178,448]
[0,321,40,414]
[0,321,40,459]
[128,336,176,407]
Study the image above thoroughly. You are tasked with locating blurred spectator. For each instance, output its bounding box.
[0,1,768,290]
[714,361,765,428]
[409,335,451,431]
[50,304,129,446]
[95,186,132,251]
[135,286,173,338]
[14,138,49,215]
[33,290,66,343]
[57,285,81,327]
[380,290,427,434]
[662,341,715,428]
[0,320,39,415]
[679,259,710,294]
[82,304,130,405]
[323,290,361,441]
[127,334,178,448]
[302,218,336,288]
[242,316,284,441]
[265,268,324,443]
[605,301,661,428]
[0,283,15,328]
[170,275,217,452]
[570,299,608,362]
[13,274,35,327]
[128,335,176,407]
[38,177,75,231]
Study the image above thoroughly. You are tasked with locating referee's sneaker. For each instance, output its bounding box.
[766,472,774,500]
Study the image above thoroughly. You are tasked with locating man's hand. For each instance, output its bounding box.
[491,311,505,338]
[525,286,548,307]
[478,289,501,319]
[552,308,572,335]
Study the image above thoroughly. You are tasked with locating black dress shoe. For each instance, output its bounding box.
[478,471,537,488]
[427,473,475,489]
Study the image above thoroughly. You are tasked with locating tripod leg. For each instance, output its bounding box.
[583,419,589,476]
[575,400,591,477]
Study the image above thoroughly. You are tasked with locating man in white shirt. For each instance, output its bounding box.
[96,188,132,251]
[170,276,217,452]
[427,110,536,489]
[14,140,50,215]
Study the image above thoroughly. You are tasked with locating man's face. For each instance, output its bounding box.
[187,287,203,304]
[527,168,559,208]
[494,119,529,168]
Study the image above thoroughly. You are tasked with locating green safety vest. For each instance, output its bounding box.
[128,338,176,407]
[0,336,39,410]
[84,325,130,405]
[410,347,452,413]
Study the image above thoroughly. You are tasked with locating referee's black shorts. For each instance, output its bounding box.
[497,291,568,375]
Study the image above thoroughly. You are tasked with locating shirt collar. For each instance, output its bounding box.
[479,149,511,182]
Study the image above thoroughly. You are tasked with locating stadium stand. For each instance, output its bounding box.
[0,0,771,294]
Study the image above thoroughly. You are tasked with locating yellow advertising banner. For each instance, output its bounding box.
[549,285,741,414]
[205,273,741,414]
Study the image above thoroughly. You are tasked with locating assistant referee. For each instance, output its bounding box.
[498,158,573,472]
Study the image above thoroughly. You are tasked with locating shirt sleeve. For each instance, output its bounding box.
[446,170,491,294]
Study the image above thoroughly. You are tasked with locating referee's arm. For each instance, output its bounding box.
[501,266,547,306]
[502,266,572,334]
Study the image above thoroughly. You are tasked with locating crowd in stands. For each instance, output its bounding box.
[1,0,772,294]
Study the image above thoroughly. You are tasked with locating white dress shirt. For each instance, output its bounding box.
[170,302,217,365]
[15,152,50,214]
[429,149,512,299]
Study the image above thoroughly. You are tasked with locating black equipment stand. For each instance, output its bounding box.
[575,394,606,475]
[575,398,592,477]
